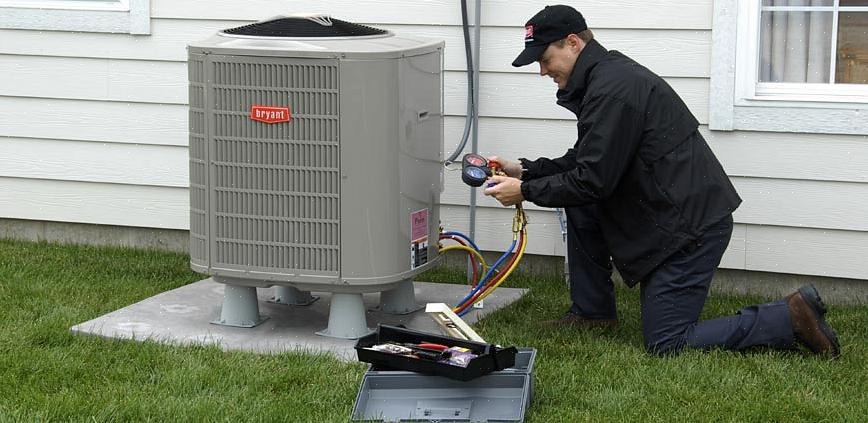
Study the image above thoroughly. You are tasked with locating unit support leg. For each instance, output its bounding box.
[315,293,374,339]
[269,286,319,306]
[376,280,423,315]
[210,284,268,328]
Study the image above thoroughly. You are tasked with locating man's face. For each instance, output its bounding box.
[537,37,582,89]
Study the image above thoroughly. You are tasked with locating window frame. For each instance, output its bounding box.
[710,0,868,135]
[0,0,150,34]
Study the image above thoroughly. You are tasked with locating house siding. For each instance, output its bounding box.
[1,0,866,279]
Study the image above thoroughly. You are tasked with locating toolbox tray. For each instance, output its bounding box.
[355,324,518,382]
[351,348,536,423]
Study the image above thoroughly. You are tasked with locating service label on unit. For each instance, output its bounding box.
[410,208,429,269]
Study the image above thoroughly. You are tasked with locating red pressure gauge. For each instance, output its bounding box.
[462,153,488,168]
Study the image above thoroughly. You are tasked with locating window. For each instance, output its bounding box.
[0,0,150,34]
[711,0,868,134]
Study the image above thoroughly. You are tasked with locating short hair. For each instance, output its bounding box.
[577,29,594,42]
[554,29,595,47]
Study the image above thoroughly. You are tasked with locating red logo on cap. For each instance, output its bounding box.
[525,25,534,41]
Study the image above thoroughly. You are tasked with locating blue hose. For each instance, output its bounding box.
[441,231,481,251]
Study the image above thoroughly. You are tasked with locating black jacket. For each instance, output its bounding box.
[519,40,741,286]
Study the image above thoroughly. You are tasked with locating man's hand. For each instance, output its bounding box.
[486,156,523,179]
[483,175,524,207]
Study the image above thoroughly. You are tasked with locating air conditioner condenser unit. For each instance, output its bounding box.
[187,15,444,339]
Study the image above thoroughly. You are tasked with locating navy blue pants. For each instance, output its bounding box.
[565,205,795,354]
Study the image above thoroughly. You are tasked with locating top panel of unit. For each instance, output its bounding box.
[188,14,443,60]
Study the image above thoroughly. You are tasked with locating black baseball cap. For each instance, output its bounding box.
[512,5,587,67]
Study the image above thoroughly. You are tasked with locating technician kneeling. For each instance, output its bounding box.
[483,4,840,356]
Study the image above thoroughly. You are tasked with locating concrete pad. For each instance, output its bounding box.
[71,278,527,360]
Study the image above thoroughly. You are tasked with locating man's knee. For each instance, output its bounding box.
[644,333,686,356]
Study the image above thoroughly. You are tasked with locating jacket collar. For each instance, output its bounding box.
[556,39,608,110]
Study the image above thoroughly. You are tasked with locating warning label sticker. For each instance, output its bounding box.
[410,209,429,269]
[410,236,428,270]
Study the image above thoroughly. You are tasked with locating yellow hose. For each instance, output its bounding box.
[439,244,489,271]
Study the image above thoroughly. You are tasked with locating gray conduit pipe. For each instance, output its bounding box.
[445,0,477,165]
[468,0,481,282]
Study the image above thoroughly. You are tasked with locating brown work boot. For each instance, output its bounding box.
[786,284,840,357]
[543,310,618,329]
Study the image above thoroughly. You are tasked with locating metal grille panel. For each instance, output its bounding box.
[188,56,209,265]
[208,57,340,275]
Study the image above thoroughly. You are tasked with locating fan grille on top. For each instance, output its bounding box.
[222,17,389,38]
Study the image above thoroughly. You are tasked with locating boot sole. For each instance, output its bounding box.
[799,284,841,356]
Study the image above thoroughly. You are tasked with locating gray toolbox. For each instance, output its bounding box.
[351,348,536,422]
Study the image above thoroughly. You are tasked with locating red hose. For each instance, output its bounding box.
[439,235,480,285]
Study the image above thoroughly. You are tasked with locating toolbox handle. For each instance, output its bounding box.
[491,346,519,371]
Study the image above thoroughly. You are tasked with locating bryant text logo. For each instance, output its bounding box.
[250,105,292,124]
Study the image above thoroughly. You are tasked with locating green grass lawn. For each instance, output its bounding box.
[1,238,866,422]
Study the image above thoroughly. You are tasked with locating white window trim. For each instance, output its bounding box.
[710,0,868,135]
[0,0,150,34]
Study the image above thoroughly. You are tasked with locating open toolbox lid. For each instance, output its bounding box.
[352,348,537,423]
[355,325,518,382]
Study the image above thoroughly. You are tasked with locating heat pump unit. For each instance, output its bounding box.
[187,15,444,338]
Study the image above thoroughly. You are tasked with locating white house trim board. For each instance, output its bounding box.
[0,0,150,34]
[732,105,868,136]
[710,0,738,130]
[710,0,868,134]
[0,0,130,11]
[752,83,868,104]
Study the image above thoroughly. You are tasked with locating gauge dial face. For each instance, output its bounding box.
[464,166,487,180]
[463,154,487,168]
[461,165,489,187]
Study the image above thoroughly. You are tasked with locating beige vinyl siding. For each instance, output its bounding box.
[443,174,868,232]
[0,55,187,104]
[0,137,186,187]
[0,178,188,229]
[0,97,186,145]
[150,0,713,29]
[1,0,866,280]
